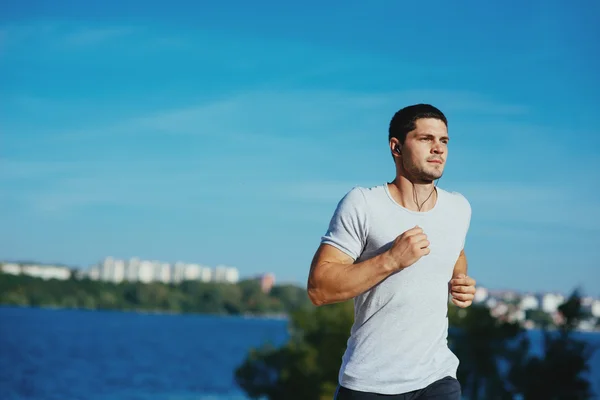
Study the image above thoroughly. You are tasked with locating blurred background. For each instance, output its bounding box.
[1,1,599,399]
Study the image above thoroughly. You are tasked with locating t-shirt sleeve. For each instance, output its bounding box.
[320,187,368,260]
[459,195,472,250]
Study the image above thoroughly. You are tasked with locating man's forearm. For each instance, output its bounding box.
[452,250,468,278]
[308,252,396,306]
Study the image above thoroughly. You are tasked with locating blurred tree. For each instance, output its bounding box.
[449,304,524,400]
[508,290,597,399]
[235,300,354,400]
[0,272,312,316]
[525,309,554,328]
[236,297,598,400]
[269,284,313,312]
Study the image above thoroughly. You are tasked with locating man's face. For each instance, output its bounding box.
[401,118,449,182]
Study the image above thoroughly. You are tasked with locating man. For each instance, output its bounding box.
[307,104,476,399]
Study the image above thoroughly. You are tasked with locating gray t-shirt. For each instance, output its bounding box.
[321,183,471,394]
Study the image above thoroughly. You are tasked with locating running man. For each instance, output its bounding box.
[307,104,476,399]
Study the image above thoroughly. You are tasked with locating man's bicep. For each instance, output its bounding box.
[309,243,355,276]
[312,243,355,267]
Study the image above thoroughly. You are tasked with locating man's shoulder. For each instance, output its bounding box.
[333,184,387,215]
[341,183,386,200]
[438,187,471,213]
[342,183,389,206]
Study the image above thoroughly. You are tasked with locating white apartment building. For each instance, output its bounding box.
[520,294,540,311]
[126,258,141,282]
[542,293,565,313]
[100,257,125,283]
[473,286,489,303]
[214,264,239,283]
[1,263,21,275]
[591,300,600,318]
[138,260,154,283]
[0,262,71,280]
[157,262,171,283]
[83,257,237,285]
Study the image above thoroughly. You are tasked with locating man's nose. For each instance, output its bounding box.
[432,142,445,154]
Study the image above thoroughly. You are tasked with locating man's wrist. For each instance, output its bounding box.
[379,251,400,274]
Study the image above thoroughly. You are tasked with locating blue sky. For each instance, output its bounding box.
[1,0,599,295]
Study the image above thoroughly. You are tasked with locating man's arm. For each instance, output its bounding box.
[449,249,476,308]
[307,227,430,306]
[307,244,398,306]
[452,249,468,278]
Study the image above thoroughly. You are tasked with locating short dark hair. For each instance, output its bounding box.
[388,104,447,144]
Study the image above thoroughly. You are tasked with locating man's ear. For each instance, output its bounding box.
[393,143,402,156]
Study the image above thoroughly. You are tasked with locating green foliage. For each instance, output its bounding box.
[508,290,597,399]
[525,309,554,328]
[235,300,354,400]
[450,304,524,399]
[236,292,598,400]
[0,272,311,316]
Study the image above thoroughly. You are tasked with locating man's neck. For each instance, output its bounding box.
[388,175,437,212]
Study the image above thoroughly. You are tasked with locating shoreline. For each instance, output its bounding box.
[0,303,291,320]
[3,304,599,333]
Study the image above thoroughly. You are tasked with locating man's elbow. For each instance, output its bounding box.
[307,286,327,306]
[307,274,329,306]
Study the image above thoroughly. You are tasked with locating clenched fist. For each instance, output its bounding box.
[449,274,476,308]
[386,226,430,271]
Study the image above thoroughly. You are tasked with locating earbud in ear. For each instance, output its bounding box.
[394,145,402,155]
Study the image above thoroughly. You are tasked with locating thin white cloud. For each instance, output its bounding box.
[457,182,600,232]
[273,179,600,234]
[33,88,528,145]
[0,89,559,221]
[0,22,137,50]
[277,180,378,203]
[61,27,136,46]
[387,89,530,116]
[0,159,76,180]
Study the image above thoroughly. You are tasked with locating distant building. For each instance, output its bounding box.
[183,263,202,281]
[199,267,212,282]
[473,286,488,303]
[100,257,125,283]
[87,265,100,280]
[542,293,565,313]
[157,262,171,283]
[126,258,141,282]
[138,260,154,283]
[511,308,526,323]
[1,262,71,280]
[260,273,276,293]
[2,257,244,287]
[501,291,519,303]
[490,303,509,319]
[520,294,539,311]
[172,262,187,283]
[1,263,20,275]
[485,297,498,309]
[590,300,600,318]
[214,265,239,283]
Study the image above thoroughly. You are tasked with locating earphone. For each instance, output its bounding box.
[394,144,402,155]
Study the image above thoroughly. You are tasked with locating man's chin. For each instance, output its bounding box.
[421,170,443,182]
[428,167,444,179]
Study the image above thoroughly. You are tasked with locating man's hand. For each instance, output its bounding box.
[386,226,430,271]
[449,274,476,308]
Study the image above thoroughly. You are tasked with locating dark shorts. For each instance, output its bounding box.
[334,376,461,400]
